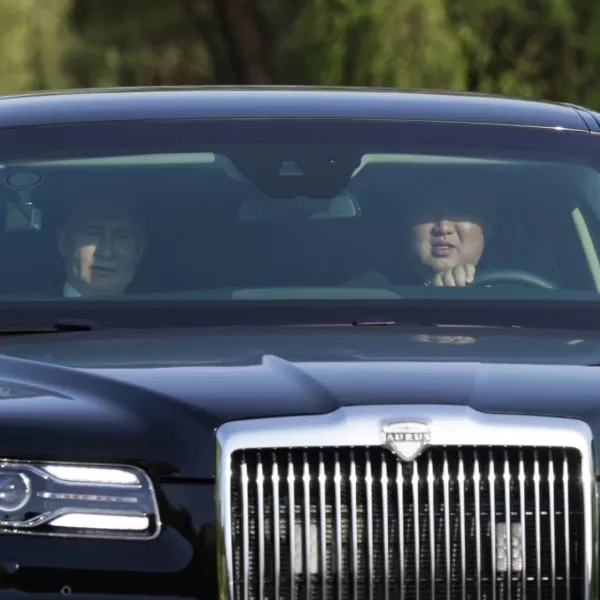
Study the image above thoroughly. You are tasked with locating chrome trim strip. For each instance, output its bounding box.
[334,452,342,600]
[503,451,511,598]
[489,451,497,600]
[318,452,327,600]
[287,453,295,600]
[534,451,541,600]
[564,451,571,600]
[442,451,451,600]
[272,454,280,600]
[365,452,374,600]
[518,450,527,599]
[474,451,482,599]
[380,452,389,600]
[256,455,265,600]
[215,404,596,600]
[241,457,249,600]
[302,453,311,600]
[427,454,435,600]
[412,461,420,600]
[458,451,466,600]
[397,461,405,600]
[549,450,556,600]
[350,451,358,600]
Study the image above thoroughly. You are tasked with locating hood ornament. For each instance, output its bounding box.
[382,421,431,461]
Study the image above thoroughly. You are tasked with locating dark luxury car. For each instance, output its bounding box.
[0,87,599,599]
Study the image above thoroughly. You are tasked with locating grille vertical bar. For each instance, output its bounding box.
[229,446,587,600]
[318,452,327,600]
[442,452,451,600]
[564,452,571,600]
[473,451,482,599]
[380,453,389,600]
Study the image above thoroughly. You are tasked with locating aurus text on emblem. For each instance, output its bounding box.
[382,421,431,461]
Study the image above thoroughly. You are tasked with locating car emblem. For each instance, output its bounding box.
[382,421,431,461]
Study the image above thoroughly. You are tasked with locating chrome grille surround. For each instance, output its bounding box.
[216,405,596,600]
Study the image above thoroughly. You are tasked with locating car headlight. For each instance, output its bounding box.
[0,461,160,540]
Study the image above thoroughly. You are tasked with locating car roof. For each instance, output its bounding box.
[0,86,594,132]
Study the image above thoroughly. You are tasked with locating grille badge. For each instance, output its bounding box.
[382,421,431,461]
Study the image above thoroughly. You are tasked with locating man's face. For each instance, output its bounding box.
[410,203,485,273]
[58,212,145,296]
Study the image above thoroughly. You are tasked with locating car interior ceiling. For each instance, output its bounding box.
[0,161,597,296]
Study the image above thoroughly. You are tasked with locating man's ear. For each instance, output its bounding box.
[57,229,69,259]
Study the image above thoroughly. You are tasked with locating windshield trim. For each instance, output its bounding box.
[0,299,599,332]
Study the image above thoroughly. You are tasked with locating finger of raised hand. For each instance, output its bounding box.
[464,264,476,284]
[442,269,457,286]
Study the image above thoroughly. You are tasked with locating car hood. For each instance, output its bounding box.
[0,325,599,478]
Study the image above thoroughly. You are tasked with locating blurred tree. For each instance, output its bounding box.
[66,0,213,86]
[0,0,72,94]
[273,0,465,90]
[2,0,600,110]
[445,0,600,106]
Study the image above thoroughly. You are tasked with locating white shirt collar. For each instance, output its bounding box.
[63,282,82,298]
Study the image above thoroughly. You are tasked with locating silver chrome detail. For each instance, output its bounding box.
[382,421,431,461]
[216,405,596,600]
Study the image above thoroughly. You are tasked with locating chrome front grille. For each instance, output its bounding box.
[229,447,584,600]
[216,407,595,600]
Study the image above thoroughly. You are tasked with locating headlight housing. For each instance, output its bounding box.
[0,461,160,540]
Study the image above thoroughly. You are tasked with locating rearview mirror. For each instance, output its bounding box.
[237,193,360,221]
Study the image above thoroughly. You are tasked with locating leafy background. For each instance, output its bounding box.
[2,0,600,107]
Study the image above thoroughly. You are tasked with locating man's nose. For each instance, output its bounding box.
[95,235,115,258]
[433,219,454,234]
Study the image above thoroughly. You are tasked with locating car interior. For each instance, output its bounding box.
[0,153,599,299]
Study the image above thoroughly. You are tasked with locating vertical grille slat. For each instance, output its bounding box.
[333,453,343,600]
[288,453,296,600]
[349,452,358,600]
[302,453,311,600]
[563,451,571,600]
[272,454,281,600]
[548,450,556,600]
[503,451,512,598]
[256,455,265,600]
[364,452,373,600]
[318,453,327,600]
[241,457,250,600]
[534,450,541,600]
[442,451,451,600]
[473,451,482,600]
[380,453,389,600]
[427,454,435,600]
[489,451,497,600]
[411,461,420,600]
[230,446,586,600]
[518,451,527,599]
[397,460,405,600]
[458,451,467,600]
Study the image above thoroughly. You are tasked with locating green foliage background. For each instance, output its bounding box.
[2,0,600,107]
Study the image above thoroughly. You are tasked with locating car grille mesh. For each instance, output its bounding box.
[229,446,585,600]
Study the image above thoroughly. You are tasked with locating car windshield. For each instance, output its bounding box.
[2,118,600,329]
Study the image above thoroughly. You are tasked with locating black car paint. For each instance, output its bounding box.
[0,326,597,597]
[0,326,596,597]
[0,87,598,598]
[0,86,591,130]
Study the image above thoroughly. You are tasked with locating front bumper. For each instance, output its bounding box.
[0,484,216,599]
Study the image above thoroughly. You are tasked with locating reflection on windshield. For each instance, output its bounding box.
[2,135,600,304]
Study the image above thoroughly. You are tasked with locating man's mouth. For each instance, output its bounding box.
[430,242,455,257]
[91,265,118,277]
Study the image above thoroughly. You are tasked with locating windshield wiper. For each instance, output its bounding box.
[351,318,521,328]
[0,319,102,337]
